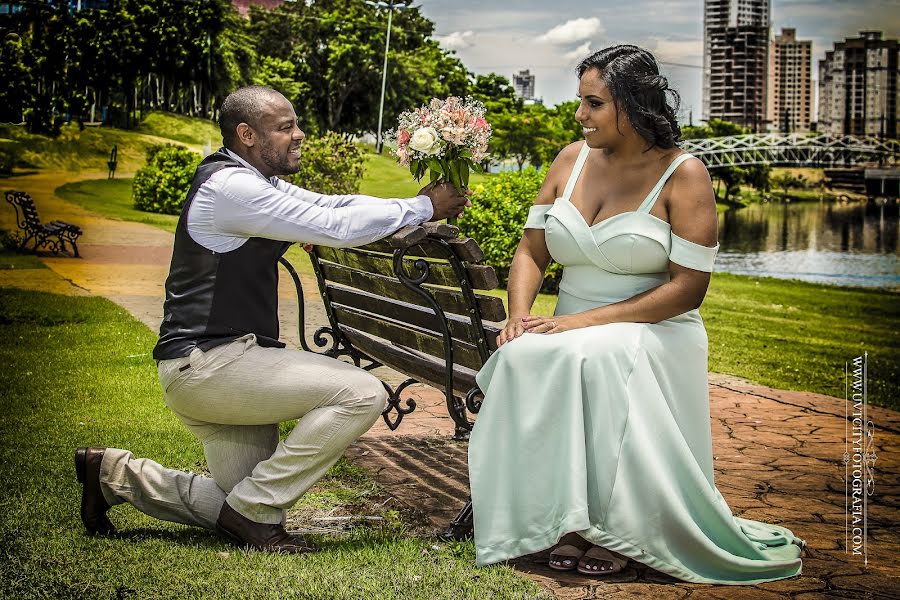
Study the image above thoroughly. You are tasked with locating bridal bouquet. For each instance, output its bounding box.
[386,96,492,193]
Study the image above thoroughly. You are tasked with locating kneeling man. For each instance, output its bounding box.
[75,86,468,553]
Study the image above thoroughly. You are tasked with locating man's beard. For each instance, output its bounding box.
[259,139,301,175]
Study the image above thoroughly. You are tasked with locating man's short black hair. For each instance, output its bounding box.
[219,86,282,147]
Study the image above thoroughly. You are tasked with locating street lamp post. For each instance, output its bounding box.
[364,0,409,154]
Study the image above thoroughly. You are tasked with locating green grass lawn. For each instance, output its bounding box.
[0,287,542,600]
[134,111,221,148]
[2,117,203,174]
[702,274,898,408]
[0,246,46,269]
[55,178,180,233]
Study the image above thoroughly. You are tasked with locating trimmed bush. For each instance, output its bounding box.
[132,133,365,215]
[458,167,561,290]
[283,131,365,194]
[0,147,14,174]
[132,144,201,215]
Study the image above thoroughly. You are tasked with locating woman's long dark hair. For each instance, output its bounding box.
[576,45,681,149]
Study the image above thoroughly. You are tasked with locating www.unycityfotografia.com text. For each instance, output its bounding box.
[844,353,876,563]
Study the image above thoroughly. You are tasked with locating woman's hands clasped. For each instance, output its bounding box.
[496,313,593,347]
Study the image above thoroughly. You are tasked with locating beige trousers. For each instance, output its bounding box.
[99,334,387,527]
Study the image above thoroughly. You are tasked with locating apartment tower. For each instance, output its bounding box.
[703,0,771,131]
[818,31,899,138]
[767,28,812,133]
[513,70,536,102]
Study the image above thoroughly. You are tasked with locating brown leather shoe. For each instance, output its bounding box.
[74,447,116,536]
[216,501,318,554]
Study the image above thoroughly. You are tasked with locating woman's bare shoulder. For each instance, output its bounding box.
[670,154,711,184]
[668,155,714,202]
[534,141,584,205]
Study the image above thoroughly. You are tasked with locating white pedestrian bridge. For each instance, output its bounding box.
[680,133,899,169]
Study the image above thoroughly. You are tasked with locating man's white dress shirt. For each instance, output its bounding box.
[187,149,433,252]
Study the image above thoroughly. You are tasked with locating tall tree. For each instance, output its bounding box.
[249,0,463,135]
[470,73,521,115]
[0,33,30,124]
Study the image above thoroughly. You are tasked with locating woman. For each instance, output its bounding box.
[467,46,804,584]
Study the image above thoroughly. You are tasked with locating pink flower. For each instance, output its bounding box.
[398,129,411,146]
[396,145,411,166]
[440,126,467,145]
[474,117,488,130]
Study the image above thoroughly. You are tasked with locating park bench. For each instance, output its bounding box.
[4,190,83,257]
[278,222,506,539]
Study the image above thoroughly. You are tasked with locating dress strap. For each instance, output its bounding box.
[561,143,591,202]
[637,153,694,213]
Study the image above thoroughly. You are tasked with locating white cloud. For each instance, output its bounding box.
[538,17,604,45]
[435,30,475,50]
[563,41,592,62]
[651,38,703,64]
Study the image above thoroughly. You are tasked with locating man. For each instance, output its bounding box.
[75,86,469,553]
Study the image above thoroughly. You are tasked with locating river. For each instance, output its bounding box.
[716,200,899,289]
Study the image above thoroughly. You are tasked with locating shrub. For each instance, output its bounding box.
[283,131,365,194]
[0,227,21,250]
[0,146,14,174]
[132,144,201,214]
[458,167,561,290]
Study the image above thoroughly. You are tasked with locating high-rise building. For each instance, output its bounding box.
[703,0,771,131]
[818,31,899,138]
[767,28,812,133]
[513,70,536,102]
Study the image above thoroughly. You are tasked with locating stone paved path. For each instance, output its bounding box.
[2,171,898,599]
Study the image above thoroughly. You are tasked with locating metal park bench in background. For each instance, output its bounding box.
[279,221,506,539]
[4,190,83,257]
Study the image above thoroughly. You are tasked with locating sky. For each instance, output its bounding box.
[415,0,900,124]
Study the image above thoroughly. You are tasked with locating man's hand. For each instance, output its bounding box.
[420,181,471,221]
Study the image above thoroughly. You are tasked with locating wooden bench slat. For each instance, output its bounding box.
[383,225,428,247]
[326,284,500,350]
[318,262,507,322]
[359,236,484,263]
[341,326,479,396]
[421,222,459,239]
[331,304,485,371]
[316,246,498,291]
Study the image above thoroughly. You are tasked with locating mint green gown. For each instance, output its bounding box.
[468,144,804,584]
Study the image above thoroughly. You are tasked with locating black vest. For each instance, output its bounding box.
[153,150,291,360]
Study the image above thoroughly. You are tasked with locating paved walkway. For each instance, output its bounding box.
[2,172,898,599]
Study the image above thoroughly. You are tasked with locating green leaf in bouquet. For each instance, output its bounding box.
[430,169,442,183]
[470,161,484,174]
[448,160,462,193]
[409,159,419,179]
[460,161,470,188]
[426,158,442,175]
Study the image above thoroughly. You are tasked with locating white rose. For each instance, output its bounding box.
[408,127,442,155]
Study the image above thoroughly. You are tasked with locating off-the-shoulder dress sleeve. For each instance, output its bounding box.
[524,204,553,230]
[669,232,719,272]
